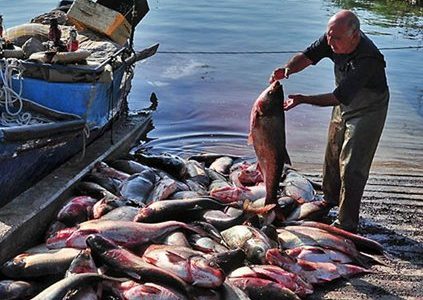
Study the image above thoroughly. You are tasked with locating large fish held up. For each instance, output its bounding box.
[248,81,291,206]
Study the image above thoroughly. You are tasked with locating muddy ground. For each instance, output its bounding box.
[303,172,423,300]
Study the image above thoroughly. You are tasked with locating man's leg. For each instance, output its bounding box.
[336,106,388,232]
[322,106,344,207]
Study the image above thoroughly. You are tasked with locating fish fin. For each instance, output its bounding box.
[243,200,276,215]
[165,251,187,263]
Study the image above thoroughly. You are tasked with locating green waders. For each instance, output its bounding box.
[322,88,389,232]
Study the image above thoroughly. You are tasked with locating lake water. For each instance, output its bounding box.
[2,0,422,172]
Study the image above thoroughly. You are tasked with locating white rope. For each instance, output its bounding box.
[0,58,52,127]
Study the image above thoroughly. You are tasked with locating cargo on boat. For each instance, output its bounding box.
[0,0,157,205]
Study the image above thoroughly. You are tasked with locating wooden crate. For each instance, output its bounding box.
[67,0,131,46]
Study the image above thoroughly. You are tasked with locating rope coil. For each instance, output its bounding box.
[0,58,52,127]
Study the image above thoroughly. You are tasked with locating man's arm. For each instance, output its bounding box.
[269,53,313,83]
[284,93,340,110]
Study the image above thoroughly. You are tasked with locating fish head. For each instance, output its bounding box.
[86,234,118,255]
[190,256,225,288]
[244,238,269,264]
[255,81,284,116]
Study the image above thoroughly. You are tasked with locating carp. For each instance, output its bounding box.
[142,244,225,288]
[46,220,202,250]
[221,225,277,264]
[86,235,192,297]
[266,248,372,285]
[228,265,313,297]
[248,81,291,206]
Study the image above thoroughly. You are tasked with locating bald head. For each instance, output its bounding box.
[329,10,360,36]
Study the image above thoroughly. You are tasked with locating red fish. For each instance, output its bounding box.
[248,81,291,206]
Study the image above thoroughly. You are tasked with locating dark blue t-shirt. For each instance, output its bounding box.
[303,32,388,105]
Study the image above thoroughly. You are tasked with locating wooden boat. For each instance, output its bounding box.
[0,0,157,206]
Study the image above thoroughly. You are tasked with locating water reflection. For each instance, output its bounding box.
[327,0,423,40]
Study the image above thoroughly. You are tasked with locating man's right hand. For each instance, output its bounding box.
[269,68,289,83]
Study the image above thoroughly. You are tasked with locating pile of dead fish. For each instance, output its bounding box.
[0,152,387,299]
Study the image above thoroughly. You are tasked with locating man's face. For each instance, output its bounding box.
[326,22,357,54]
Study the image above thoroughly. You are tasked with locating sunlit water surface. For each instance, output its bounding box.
[3,0,422,170]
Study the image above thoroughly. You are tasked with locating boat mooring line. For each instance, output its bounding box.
[157,46,423,55]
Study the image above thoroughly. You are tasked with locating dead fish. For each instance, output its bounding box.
[219,281,250,300]
[74,181,117,200]
[210,185,265,203]
[278,226,359,256]
[92,195,133,219]
[134,152,188,180]
[93,161,131,181]
[285,246,354,264]
[119,169,157,205]
[277,226,376,267]
[86,235,192,297]
[134,197,236,223]
[185,179,208,195]
[289,221,386,255]
[208,248,247,275]
[266,248,373,285]
[169,191,202,200]
[186,160,210,187]
[248,81,291,206]
[0,247,80,279]
[238,163,263,186]
[189,234,229,254]
[209,156,234,174]
[188,153,239,166]
[66,249,97,276]
[0,280,41,300]
[192,208,245,231]
[146,177,179,204]
[206,168,229,182]
[162,231,191,248]
[228,265,313,297]
[84,173,121,195]
[228,277,300,300]
[31,273,120,300]
[285,199,328,222]
[281,168,316,203]
[44,221,68,241]
[142,244,225,288]
[115,281,187,300]
[109,159,152,175]
[46,220,202,250]
[208,179,231,193]
[100,206,139,221]
[56,196,98,226]
[221,225,277,264]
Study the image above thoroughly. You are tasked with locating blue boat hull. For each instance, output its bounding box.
[12,66,126,129]
[1,62,133,205]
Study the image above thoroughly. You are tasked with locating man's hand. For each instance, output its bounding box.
[284,94,305,111]
[269,68,289,83]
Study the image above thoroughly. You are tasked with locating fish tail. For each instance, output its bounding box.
[356,251,388,268]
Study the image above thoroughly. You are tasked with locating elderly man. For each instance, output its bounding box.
[270,10,389,233]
